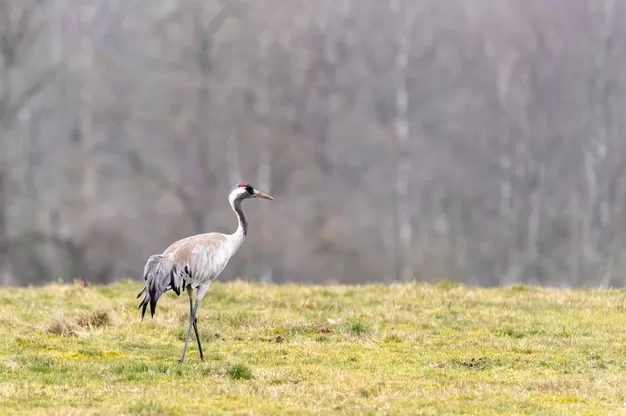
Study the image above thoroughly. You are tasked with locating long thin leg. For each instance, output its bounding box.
[178,281,211,364]
[178,296,199,364]
[188,288,204,360]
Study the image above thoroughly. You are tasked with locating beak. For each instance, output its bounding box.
[252,189,274,200]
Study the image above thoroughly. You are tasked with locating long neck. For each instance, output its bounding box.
[229,197,247,248]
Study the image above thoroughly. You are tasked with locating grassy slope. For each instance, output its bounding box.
[0,280,625,415]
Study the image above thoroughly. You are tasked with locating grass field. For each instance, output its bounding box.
[0,279,625,415]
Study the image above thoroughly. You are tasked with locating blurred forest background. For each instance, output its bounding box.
[1,0,626,288]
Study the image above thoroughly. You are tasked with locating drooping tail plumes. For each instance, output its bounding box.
[137,254,185,319]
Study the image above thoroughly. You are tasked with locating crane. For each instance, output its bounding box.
[137,183,274,364]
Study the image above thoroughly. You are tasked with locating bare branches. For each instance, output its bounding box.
[0,0,58,126]
[2,0,626,287]
[127,150,207,233]
[0,64,57,129]
[0,0,58,285]
[0,170,8,285]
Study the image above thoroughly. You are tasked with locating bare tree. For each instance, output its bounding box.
[4,0,626,287]
[128,0,244,234]
[580,0,625,287]
[389,0,416,282]
[0,0,57,284]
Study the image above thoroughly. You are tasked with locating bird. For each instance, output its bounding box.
[136,183,274,364]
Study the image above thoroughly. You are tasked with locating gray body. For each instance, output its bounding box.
[137,184,273,363]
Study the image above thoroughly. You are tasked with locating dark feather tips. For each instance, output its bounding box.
[138,255,188,320]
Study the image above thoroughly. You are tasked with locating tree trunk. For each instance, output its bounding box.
[391,0,414,282]
[581,0,616,286]
[257,139,273,283]
[601,173,624,287]
[526,163,544,281]
[256,34,273,283]
[0,169,9,285]
[0,3,10,285]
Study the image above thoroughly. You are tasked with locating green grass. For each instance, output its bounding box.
[227,362,253,380]
[0,279,625,415]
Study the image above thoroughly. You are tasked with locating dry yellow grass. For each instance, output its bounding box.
[0,279,625,415]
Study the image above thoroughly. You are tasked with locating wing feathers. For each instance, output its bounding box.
[138,233,229,320]
[164,233,228,261]
[137,254,188,319]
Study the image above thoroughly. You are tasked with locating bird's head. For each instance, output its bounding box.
[229,183,274,204]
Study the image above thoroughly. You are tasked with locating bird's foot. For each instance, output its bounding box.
[177,358,184,365]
